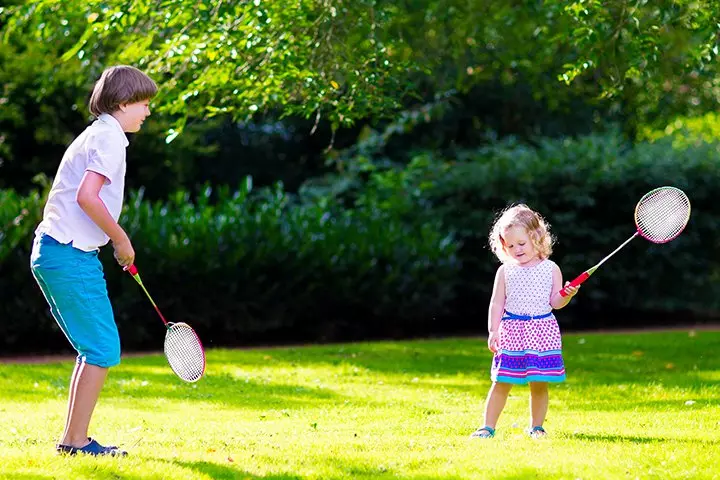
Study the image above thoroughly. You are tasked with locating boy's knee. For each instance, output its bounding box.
[86,352,121,368]
[84,339,121,368]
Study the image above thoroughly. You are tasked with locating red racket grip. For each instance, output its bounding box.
[123,264,139,275]
[559,271,590,297]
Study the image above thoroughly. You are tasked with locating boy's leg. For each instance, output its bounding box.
[529,381,549,427]
[483,381,513,428]
[60,361,108,448]
[30,236,121,450]
[60,360,82,444]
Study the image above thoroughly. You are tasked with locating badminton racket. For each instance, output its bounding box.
[124,264,206,382]
[559,186,691,297]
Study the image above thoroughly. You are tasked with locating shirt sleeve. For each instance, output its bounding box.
[85,132,124,185]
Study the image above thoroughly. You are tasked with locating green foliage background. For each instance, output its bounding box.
[2,129,718,353]
[2,0,720,353]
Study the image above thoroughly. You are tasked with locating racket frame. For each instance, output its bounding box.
[634,186,691,244]
[164,322,206,383]
[124,264,206,382]
[559,186,690,297]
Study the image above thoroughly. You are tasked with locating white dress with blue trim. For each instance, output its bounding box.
[491,259,566,384]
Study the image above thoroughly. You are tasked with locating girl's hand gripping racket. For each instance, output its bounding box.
[124,264,206,382]
[560,186,691,297]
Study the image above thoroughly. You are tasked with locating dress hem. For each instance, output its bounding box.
[492,374,566,384]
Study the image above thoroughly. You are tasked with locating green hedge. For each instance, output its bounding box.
[0,178,460,353]
[2,129,719,354]
[345,129,720,327]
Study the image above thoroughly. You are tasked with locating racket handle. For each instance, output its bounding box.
[123,264,139,276]
[559,271,590,297]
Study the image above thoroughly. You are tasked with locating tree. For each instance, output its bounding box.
[555,0,720,133]
[3,0,720,138]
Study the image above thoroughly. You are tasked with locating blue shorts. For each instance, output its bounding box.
[30,234,121,367]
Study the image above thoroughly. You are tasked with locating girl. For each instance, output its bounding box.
[31,65,157,456]
[471,204,579,439]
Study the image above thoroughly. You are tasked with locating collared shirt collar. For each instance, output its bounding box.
[98,113,129,147]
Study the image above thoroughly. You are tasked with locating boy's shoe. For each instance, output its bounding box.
[56,438,128,457]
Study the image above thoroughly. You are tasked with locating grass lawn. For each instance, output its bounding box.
[0,329,718,479]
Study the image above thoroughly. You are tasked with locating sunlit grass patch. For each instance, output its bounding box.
[0,330,718,479]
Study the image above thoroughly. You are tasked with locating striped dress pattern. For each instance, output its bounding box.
[491,259,566,384]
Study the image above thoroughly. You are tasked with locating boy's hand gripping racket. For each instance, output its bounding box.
[559,186,691,297]
[124,264,206,382]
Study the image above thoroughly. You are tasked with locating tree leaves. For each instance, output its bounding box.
[4,0,720,136]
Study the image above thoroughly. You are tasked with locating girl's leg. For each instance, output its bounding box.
[59,361,109,448]
[483,381,513,428]
[529,381,549,428]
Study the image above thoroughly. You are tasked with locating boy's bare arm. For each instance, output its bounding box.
[76,171,134,265]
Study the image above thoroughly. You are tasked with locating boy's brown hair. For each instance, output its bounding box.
[88,65,157,117]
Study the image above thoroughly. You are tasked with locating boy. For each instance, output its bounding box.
[30,65,157,456]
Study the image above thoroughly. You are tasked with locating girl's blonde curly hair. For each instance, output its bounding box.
[489,204,554,264]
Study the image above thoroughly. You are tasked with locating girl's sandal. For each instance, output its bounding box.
[470,426,496,438]
[528,426,547,438]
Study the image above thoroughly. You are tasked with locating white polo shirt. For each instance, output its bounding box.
[35,113,129,252]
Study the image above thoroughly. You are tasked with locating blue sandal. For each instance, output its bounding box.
[470,426,496,438]
[56,438,128,457]
[528,426,547,438]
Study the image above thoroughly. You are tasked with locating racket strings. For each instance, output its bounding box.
[164,323,206,382]
[635,188,691,243]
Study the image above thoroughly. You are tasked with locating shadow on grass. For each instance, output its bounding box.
[328,459,468,479]
[568,432,720,446]
[0,459,545,480]
[172,459,503,480]
[209,341,486,377]
[2,331,718,408]
[172,459,553,480]
[201,331,720,389]
[171,460,302,480]
[0,343,486,408]
[0,365,348,409]
[563,330,719,386]
[0,469,149,480]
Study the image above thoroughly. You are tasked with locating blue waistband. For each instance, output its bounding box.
[502,310,553,321]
